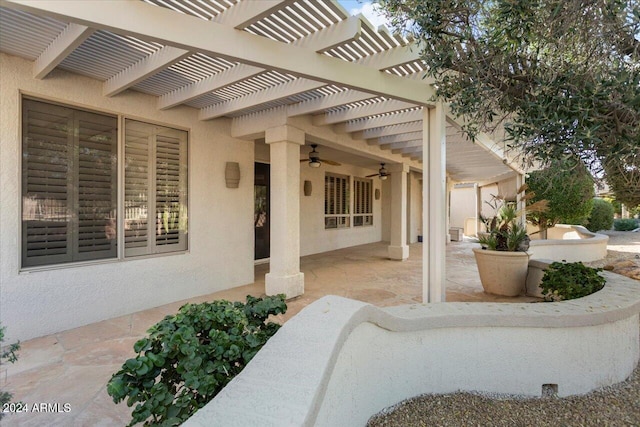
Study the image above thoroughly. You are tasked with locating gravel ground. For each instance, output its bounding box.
[368,230,640,427]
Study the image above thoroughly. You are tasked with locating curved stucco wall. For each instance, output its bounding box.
[528,225,609,262]
[186,272,640,427]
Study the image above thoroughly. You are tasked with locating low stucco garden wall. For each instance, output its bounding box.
[185,272,640,427]
[528,225,609,262]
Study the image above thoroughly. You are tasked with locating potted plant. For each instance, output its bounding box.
[473,185,547,296]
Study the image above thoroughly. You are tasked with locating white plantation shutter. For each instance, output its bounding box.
[324,173,349,229]
[125,120,188,256]
[76,112,118,260]
[22,99,117,267]
[353,178,372,227]
[124,121,151,256]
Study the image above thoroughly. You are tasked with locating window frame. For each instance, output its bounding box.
[123,118,189,258]
[324,173,350,229]
[19,96,190,271]
[353,177,373,227]
[21,98,119,268]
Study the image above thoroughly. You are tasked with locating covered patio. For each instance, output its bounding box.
[2,239,539,427]
[0,0,528,346]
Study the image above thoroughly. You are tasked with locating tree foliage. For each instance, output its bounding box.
[587,198,615,230]
[0,323,20,420]
[377,0,640,206]
[526,159,595,231]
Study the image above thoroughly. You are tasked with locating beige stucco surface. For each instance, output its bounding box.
[0,53,255,341]
[187,271,639,426]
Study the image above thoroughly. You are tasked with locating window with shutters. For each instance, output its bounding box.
[324,173,350,229]
[353,177,373,227]
[22,99,118,267]
[21,98,189,268]
[124,120,188,257]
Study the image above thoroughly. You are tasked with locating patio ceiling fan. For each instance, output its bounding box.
[300,144,341,168]
[366,163,389,180]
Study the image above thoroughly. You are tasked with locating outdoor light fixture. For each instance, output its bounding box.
[300,144,341,168]
[367,163,389,180]
[225,162,240,188]
[378,163,388,180]
[304,180,312,196]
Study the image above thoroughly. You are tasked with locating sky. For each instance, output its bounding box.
[337,0,391,30]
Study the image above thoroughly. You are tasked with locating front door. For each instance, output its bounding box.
[254,163,270,260]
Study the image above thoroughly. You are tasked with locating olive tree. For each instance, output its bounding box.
[526,159,595,237]
[376,0,640,206]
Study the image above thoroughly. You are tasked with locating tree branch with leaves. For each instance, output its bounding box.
[377,0,640,206]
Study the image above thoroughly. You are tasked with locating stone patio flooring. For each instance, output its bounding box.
[1,240,538,426]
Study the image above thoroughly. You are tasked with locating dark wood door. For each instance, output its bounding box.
[254,163,270,260]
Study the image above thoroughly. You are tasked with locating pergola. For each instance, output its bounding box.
[0,0,521,302]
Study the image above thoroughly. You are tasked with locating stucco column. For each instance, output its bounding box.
[264,125,304,298]
[422,103,447,303]
[388,163,409,260]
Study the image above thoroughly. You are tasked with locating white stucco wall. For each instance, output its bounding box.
[381,177,391,242]
[187,272,640,427]
[299,162,383,256]
[407,172,422,244]
[528,225,609,262]
[0,53,254,342]
[450,184,477,230]
[254,141,384,257]
[479,183,499,219]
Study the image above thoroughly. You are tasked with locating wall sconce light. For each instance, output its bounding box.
[375,189,380,200]
[304,180,312,196]
[225,162,240,188]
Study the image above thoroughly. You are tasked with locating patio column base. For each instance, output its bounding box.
[388,244,409,261]
[265,272,304,299]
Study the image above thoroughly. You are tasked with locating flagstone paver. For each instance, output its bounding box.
[2,240,537,426]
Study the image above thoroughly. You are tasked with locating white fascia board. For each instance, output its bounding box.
[1,0,434,105]
[336,109,423,134]
[213,0,295,29]
[393,145,422,154]
[158,63,264,110]
[382,140,423,150]
[294,15,362,52]
[33,23,94,79]
[161,17,362,110]
[355,41,423,70]
[371,131,423,145]
[313,99,416,126]
[350,119,423,139]
[200,78,325,120]
[287,89,374,117]
[103,46,190,97]
[445,108,525,175]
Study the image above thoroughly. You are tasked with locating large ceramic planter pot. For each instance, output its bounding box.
[472,248,530,296]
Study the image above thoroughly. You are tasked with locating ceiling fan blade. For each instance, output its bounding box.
[365,173,379,178]
[300,158,309,162]
[320,158,341,166]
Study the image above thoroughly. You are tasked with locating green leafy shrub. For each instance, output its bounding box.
[586,198,614,232]
[526,159,594,234]
[540,262,606,301]
[107,295,287,426]
[0,323,20,420]
[614,218,639,231]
